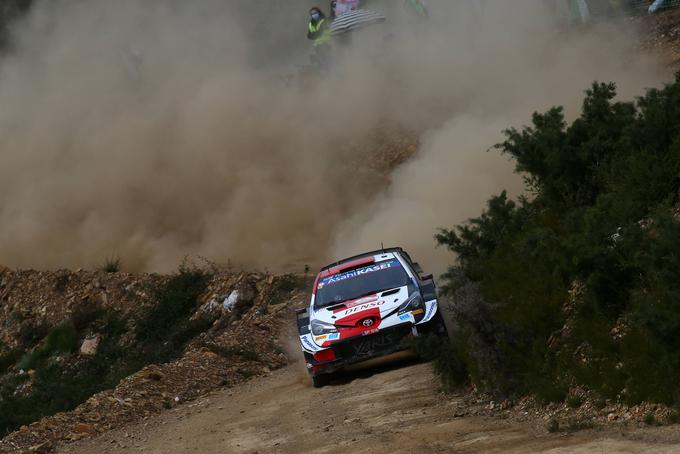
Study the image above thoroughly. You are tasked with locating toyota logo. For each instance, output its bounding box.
[361,318,374,327]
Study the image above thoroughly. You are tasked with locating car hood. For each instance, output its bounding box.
[309,285,410,347]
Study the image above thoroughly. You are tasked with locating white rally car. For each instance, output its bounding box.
[296,247,447,387]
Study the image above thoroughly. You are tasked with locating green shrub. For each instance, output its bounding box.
[644,413,658,426]
[70,300,105,331]
[410,334,469,391]
[0,264,215,436]
[0,311,131,435]
[567,396,583,408]
[269,273,306,305]
[17,322,78,370]
[16,320,49,348]
[135,264,212,363]
[434,74,680,404]
[10,309,29,323]
[100,256,121,273]
[137,265,209,337]
[0,346,22,374]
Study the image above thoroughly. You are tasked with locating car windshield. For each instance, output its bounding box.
[314,259,410,308]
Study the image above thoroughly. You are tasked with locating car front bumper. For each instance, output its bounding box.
[306,323,416,376]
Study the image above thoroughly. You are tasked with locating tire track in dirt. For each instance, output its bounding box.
[65,356,680,454]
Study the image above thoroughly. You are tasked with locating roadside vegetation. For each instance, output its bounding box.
[0,264,212,436]
[99,256,121,273]
[430,74,680,406]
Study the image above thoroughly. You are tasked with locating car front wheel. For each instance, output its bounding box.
[312,373,331,388]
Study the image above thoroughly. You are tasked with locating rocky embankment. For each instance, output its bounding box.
[637,7,680,66]
[0,266,309,453]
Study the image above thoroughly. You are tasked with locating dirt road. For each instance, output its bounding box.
[66,354,680,454]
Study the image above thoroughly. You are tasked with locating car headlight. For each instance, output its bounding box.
[311,319,338,336]
[398,292,423,313]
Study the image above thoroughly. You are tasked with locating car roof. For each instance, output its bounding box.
[319,247,413,273]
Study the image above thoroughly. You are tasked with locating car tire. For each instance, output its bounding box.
[312,374,331,388]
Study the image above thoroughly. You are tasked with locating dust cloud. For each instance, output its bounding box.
[0,0,382,272]
[0,0,667,273]
[330,0,667,275]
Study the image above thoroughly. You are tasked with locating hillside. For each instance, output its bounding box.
[0,266,305,451]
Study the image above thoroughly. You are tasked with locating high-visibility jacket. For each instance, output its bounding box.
[308,18,332,47]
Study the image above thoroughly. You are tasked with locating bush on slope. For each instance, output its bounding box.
[435,74,680,404]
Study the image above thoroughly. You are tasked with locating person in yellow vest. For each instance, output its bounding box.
[307,7,332,68]
[307,7,331,45]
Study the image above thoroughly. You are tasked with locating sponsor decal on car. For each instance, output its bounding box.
[411,308,424,316]
[353,332,395,354]
[399,313,411,321]
[344,296,378,308]
[302,336,317,351]
[314,335,328,342]
[342,300,385,316]
[328,333,340,340]
[361,328,379,336]
[318,260,400,289]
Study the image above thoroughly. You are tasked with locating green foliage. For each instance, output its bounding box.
[273,274,300,293]
[0,346,22,374]
[70,300,105,331]
[136,264,212,358]
[269,273,305,305]
[18,322,79,370]
[10,309,30,322]
[0,264,214,436]
[100,256,121,273]
[410,334,468,391]
[0,312,126,435]
[567,396,583,408]
[644,413,658,426]
[435,74,680,404]
[15,320,49,348]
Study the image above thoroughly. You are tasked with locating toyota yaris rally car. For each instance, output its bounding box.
[296,247,447,387]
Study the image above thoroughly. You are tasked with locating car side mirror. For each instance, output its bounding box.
[420,274,433,281]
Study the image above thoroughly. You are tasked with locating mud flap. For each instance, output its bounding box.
[296,308,310,336]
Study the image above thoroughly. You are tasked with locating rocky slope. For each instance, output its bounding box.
[636,7,680,66]
[0,266,309,453]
